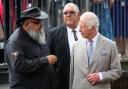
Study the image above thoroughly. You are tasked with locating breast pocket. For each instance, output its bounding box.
[98,50,111,71]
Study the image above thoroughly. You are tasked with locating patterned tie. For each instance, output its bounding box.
[87,40,93,65]
[72,30,78,41]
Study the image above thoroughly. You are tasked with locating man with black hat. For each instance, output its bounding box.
[5,7,57,89]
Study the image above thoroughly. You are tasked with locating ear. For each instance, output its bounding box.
[92,25,97,29]
[78,12,81,16]
[91,25,97,32]
[78,12,81,19]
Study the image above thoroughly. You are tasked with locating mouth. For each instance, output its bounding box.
[66,17,72,20]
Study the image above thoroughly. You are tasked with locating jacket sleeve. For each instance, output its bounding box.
[102,42,122,81]
[6,40,49,74]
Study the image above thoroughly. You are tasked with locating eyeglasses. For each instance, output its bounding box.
[30,20,42,25]
[63,11,76,15]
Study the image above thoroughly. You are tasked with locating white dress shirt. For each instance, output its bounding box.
[67,26,82,54]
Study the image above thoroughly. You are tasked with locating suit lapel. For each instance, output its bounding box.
[62,26,70,58]
[76,39,89,73]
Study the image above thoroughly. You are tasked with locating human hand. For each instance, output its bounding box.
[87,73,100,85]
[47,55,57,64]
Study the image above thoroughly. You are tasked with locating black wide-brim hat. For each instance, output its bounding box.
[16,7,48,27]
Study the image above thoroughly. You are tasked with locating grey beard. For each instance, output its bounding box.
[27,27,46,44]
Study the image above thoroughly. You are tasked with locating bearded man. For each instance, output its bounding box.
[5,7,57,89]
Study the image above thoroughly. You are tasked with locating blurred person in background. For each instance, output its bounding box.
[90,0,114,40]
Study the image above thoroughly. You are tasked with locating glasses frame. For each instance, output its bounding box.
[63,11,76,16]
[31,21,42,25]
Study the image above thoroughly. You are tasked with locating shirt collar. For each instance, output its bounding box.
[87,32,99,42]
[66,25,79,33]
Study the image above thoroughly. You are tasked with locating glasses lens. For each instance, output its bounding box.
[64,11,75,15]
[31,21,41,24]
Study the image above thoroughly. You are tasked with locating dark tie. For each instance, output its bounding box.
[87,40,93,65]
[72,30,78,41]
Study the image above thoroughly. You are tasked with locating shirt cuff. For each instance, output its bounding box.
[98,73,103,81]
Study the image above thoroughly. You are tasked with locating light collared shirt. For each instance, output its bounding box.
[86,33,99,52]
[67,26,82,54]
[86,33,103,81]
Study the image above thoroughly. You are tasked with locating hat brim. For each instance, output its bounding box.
[16,11,48,27]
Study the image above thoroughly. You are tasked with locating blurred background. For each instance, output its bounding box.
[0,0,128,89]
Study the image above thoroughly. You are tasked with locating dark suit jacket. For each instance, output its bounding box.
[47,25,70,89]
[5,27,54,89]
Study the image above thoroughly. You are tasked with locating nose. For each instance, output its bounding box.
[39,22,42,27]
[38,23,42,31]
